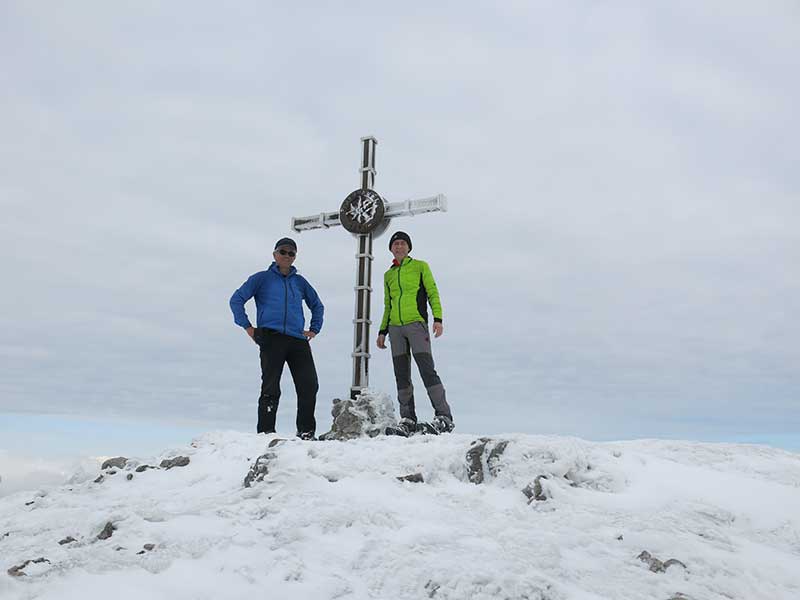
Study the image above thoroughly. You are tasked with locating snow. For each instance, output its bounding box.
[1,432,799,599]
[0,452,101,499]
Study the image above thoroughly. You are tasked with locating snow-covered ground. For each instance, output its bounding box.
[1,431,799,600]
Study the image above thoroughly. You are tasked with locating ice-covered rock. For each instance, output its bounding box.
[319,389,396,440]
[101,457,128,470]
[465,437,511,484]
[159,456,190,470]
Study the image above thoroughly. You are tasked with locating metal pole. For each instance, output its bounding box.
[351,137,377,399]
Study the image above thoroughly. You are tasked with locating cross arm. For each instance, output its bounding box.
[291,211,342,232]
[384,194,448,218]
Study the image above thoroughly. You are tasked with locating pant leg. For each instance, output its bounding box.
[388,325,417,422]
[407,322,452,420]
[286,336,319,435]
[257,329,288,433]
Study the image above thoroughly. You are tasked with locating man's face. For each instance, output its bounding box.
[391,239,409,262]
[273,245,297,269]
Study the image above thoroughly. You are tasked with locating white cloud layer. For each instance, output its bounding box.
[1,2,798,442]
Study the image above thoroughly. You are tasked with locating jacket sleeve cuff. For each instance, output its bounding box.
[433,318,443,324]
[378,328,389,336]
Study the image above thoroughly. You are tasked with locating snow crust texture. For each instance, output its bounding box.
[2,432,800,600]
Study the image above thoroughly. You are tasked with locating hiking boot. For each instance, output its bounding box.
[386,417,417,437]
[400,418,418,436]
[431,415,454,434]
[296,431,316,441]
[415,421,439,435]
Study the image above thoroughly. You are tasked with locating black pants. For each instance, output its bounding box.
[254,328,318,435]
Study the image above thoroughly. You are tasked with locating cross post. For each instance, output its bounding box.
[291,136,447,399]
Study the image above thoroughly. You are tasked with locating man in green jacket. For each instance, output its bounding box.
[376,231,454,435]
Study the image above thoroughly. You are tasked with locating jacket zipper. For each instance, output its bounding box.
[396,262,403,324]
[282,277,288,334]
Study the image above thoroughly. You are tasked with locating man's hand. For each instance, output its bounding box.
[376,334,387,349]
[433,322,444,338]
[304,330,317,341]
[246,326,255,341]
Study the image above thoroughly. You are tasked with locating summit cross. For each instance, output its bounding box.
[291,136,447,399]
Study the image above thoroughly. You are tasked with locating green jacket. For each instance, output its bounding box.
[378,256,443,334]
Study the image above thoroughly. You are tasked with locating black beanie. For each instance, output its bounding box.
[274,237,297,251]
[389,231,412,251]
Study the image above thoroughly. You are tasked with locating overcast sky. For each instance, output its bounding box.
[1,2,798,448]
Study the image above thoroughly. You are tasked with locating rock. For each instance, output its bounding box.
[638,550,664,572]
[159,456,190,470]
[1,532,9,540]
[97,521,116,540]
[268,438,286,448]
[244,452,276,488]
[25,500,35,506]
[486,440,509,476]
[7,557,50,577]
[397,473,424,483]
[319,391,396,440]
[58,536,76,545]
[522,475,549,502]
[466,438,491,484]
[466,438,511,484]
[101,457,128,470]
[522,483,534,500]
[637,551,688,574]
[663,558,687,571]
[135,465,155,473]
[667,594,694,600]
[137,543,156,555]
[533,475,549,501]
[126,474,133,481]
[93,475,104,484]
[616,535,624,541]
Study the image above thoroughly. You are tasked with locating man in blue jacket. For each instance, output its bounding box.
[230,237,324,439]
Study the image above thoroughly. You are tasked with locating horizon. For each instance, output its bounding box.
[2,410,798,500]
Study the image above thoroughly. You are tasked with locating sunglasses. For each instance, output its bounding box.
[277,249,296,257]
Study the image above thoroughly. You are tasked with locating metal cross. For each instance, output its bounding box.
[291,136,447,399]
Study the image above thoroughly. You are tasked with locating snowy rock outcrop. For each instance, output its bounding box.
[100,457,128,471]
[465,437,510,483]
[159,456,190,470]
[522,475,550,502]
[7,557,49,578]
[319,389,396,440]
[243,450,277,488]
[96,521,116,540]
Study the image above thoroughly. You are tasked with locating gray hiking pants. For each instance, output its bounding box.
[388,321,452,422]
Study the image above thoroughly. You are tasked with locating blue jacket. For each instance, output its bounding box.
[229,263,324,340]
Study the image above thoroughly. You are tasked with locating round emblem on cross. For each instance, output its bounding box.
[339,189,386,234]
